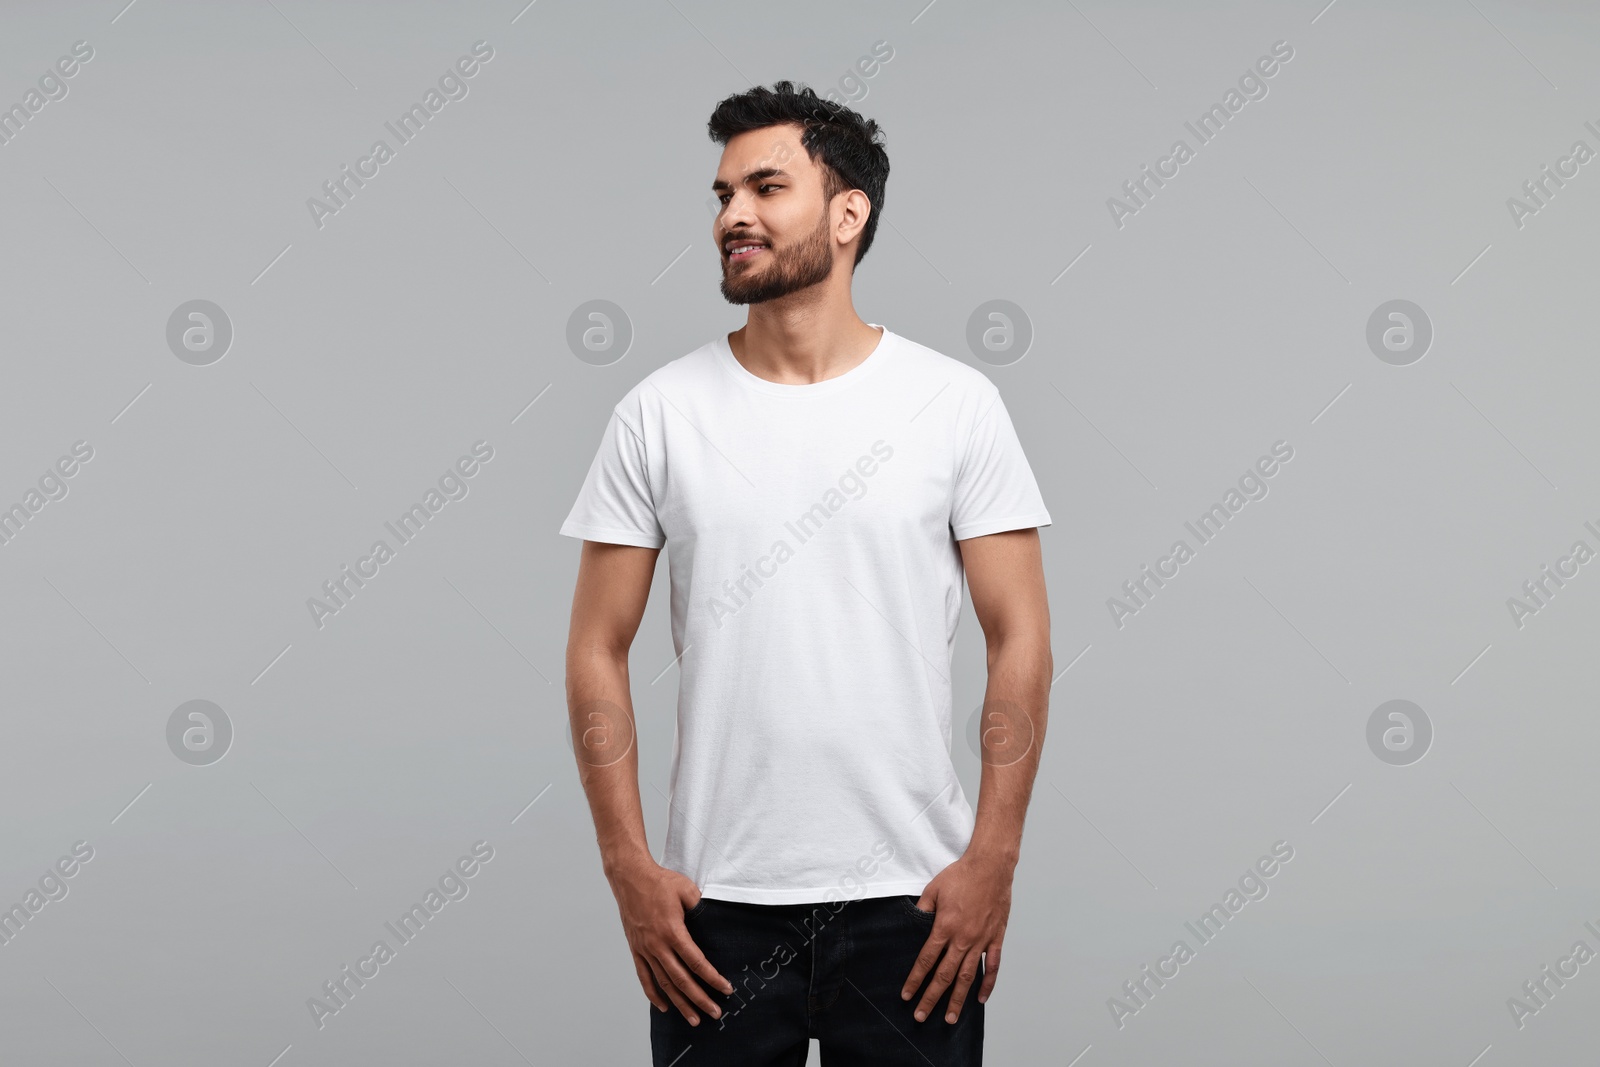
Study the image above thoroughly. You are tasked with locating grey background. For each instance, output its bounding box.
[1,0,1596,1064]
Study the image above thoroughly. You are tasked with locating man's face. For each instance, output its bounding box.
[712,124,837,305]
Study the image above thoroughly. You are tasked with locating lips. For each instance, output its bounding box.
[726,242,767,260]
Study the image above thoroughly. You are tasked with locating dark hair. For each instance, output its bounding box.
[707,80,889,268]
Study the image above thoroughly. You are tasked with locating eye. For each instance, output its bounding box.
[719,184,780,203]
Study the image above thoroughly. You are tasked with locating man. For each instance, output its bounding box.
[561,80,1053,1065]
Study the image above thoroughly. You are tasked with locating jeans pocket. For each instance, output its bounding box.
[902,895,936,922]
[685,896,711,919]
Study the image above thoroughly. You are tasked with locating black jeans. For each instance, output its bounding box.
[650,893,984,1065]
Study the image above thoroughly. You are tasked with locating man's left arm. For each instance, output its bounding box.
[902,526,1051,1024]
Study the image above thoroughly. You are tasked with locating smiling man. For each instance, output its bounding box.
[561,80,1053,1066]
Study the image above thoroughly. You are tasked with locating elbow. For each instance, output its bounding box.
[984,626,1051,674]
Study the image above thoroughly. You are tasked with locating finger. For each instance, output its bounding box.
[646,955,700,1025]
[676,931,734,996]
[977,940,1002,1003]
[900,928,947,1002]
[646,955,694,1020]
[942,946,983,1023]
[633,951,668,1012]
[915,940,972,1023]
[660,951,724,1020]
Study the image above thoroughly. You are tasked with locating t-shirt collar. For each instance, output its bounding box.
[716,323,894,397]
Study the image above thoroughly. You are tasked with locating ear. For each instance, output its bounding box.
[835,188,872,247]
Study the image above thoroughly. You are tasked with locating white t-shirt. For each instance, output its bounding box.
[560,324,1052,904]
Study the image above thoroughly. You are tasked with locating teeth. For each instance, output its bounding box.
[730,245,763,254]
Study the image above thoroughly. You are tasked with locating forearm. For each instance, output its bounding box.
[566,646,654,879]
[965,633,1051,870]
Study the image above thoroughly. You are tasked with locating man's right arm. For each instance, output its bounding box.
[565,539,732,1026]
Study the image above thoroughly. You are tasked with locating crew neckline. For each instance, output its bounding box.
[716,323,895,397]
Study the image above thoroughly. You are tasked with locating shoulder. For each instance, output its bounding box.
[886,329,1003,416]
[608,339,722,430]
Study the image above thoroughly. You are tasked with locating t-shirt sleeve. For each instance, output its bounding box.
[559,408,666,549]
[950,389,1053,541]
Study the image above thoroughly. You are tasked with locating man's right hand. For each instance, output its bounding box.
[608,857,733,1026]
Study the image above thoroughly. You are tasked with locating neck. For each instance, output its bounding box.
[728,312,883,386]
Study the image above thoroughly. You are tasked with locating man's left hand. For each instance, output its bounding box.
[900,850,1013,1023]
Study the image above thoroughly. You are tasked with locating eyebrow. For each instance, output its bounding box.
[711,167,792,193]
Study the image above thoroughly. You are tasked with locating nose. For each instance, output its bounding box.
[719,188,758,232]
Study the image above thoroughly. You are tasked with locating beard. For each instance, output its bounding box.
[719,205,835,305]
